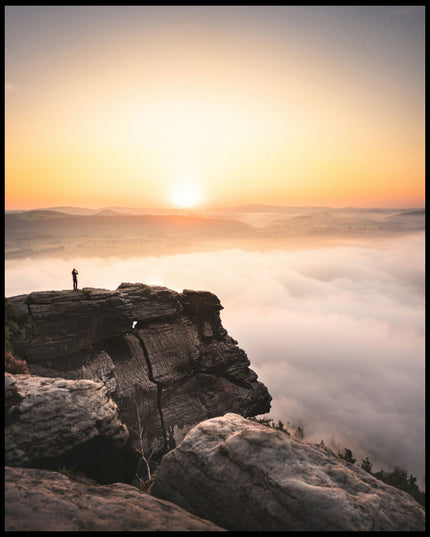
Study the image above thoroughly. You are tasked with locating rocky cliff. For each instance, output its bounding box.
[5,285,425,531]
[7,284,271,462]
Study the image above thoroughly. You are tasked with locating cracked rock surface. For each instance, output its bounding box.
[151,413,425,532]
[8,283,271,457]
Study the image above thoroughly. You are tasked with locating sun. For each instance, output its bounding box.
[170,183,203,209]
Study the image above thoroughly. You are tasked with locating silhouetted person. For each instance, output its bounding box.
[72,268,78,290]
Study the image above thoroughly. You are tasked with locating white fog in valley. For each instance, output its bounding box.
[5,232,425,487]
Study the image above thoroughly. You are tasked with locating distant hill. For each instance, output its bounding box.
[95,209,122,216]
[25,210,69,217]
[32,206,172,216]
[398,210,425,216]
[37,207,101,215]
[6,204,425,217]
[5,205,425,261]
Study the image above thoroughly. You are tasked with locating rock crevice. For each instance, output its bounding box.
[134,330,168,451]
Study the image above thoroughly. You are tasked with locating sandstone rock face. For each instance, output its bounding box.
[5,372,136,483]
[8,284,271,459]
[151,413,425,532]
[5,466,225,531]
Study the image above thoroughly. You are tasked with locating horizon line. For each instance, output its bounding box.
[5,203,426,213]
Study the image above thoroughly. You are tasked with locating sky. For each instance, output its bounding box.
[5,5,425,210]
[4,231,425,487]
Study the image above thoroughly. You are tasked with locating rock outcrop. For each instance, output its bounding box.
[5,372,137,483]
[7,284,271,460]
[151,413,425,532]
[5,466,225,531]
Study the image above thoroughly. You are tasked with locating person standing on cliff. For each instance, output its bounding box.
[72,268,78,290]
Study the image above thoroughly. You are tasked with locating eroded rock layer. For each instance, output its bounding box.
[8,284,271,457]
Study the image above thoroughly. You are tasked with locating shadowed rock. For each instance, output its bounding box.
[7,284,271,460]
[5,372,136,483]
[5,466,225,531]
[151,413,425,532]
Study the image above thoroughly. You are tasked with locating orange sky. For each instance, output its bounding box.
[5,6,425,210]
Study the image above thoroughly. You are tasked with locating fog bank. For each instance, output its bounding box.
[5,232,425,486]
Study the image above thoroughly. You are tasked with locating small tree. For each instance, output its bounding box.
[373,466,425,506]
[134,402,154,483]
[249,416,291,436]
[253,416,273,427]
[338,448,356,464]
[277,420,285,432]
[294,426,304,440]
[361,456,373,473]
[383,466,409,490]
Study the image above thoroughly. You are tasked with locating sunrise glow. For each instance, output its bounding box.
[170,183,203,209]
[5,6,425,210]
[4,7,426,508]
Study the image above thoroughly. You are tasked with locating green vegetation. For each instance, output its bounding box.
[368,464,425,507]
[250,415,306,440]
[361,456,373,473]
[5,298,34,374]
[250,416,290,436]
[57,465,97,485]
[5,298,34,356]
[294,426,304,440]
[135,470,158,493]
[57,464,79,479]
[342,448,425,507]
[252,416,424,507]
[338,447,356,464]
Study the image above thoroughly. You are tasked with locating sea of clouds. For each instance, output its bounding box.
[5,231,425,486]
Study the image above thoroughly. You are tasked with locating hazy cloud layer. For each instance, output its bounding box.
[5,232,425,486]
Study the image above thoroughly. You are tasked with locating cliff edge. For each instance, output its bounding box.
[7,283,272,458]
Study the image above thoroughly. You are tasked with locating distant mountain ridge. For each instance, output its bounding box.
[5,205,425,260]
[5,204,425,217]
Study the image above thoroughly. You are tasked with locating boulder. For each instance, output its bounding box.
[5,372,136,483]
[7,284,271,459]
[151,413,425,531]
[5,466,225,531]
